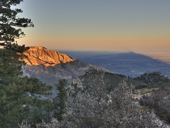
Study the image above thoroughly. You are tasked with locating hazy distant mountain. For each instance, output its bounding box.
[142,52,170,65]
[64,51,170,78]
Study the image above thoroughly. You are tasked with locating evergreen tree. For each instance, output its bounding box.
[0,0,34,46]
[0,48,53,128]
[0,1,55,127]
[54,79,68,121]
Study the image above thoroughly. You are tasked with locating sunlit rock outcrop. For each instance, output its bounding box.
[21,46,108,86]
[21,46,76,66]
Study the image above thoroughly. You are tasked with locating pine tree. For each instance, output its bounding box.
[54,79,68,121]
[0,1,55,127]
[0,48,53,128]
[0,0,34,46]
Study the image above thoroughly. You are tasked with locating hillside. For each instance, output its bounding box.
[134,72,170,85]
[71,70,145,93]
[22,60,107,85]
[52,70,166,128]
[1,46,170,127]
[21,46,108,85]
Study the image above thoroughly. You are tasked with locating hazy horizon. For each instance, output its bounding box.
[15,0,170,52]
[58,50,170,65]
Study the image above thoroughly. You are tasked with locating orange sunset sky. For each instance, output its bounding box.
[16,0,170,52]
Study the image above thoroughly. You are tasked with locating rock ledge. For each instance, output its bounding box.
[21,46,76,66]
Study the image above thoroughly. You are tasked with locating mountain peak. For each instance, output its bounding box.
[21,46,76,66]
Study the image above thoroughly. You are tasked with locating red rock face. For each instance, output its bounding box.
[21,46,76,66]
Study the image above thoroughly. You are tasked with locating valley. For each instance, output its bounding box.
[1,0,170,127]
[63,51,170,78]
[1,46,170,127]
[141,52,170,64]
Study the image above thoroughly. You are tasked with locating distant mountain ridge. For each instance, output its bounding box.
[65,51,170,78]
[21,46,108,85]
[21,46,75,67]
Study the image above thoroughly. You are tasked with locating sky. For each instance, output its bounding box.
[15,0,170,52]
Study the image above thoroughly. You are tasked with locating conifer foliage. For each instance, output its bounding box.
[0,0,34,46]
[0,48,52,128]
[53,79,68,121]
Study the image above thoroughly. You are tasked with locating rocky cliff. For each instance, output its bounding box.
[21,46,75,66]
[21,46,108,85]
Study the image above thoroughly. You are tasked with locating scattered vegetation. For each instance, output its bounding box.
[1,1,170,127]
[140,85,170,124]
[134,72,170,87]
[1,43,169,127]
[0,48,53,127]
[1,48,169,127]
[34,70,161,128]
[0,48,69,127]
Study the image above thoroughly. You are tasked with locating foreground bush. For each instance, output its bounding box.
[32,81,161,128]
[140,85,170,124]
